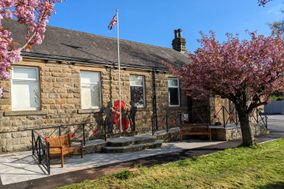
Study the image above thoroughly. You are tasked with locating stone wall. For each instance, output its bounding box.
[0,59,187,153]
[210,96,236,126]
[211,123,269,141]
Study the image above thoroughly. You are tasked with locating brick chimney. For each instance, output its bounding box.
[172,29,187,53]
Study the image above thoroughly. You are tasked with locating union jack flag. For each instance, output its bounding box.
[108,14,117,30]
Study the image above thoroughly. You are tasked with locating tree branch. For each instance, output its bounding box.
[247,101,266,113]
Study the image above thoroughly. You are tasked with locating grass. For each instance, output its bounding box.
[59,139,284,189]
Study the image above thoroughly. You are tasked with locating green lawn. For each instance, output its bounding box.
[59,139,284,189]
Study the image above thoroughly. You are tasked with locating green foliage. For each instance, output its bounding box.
[269,95,284,101]
[113,170,133,180]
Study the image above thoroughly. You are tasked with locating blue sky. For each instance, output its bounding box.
[49,0,283,52]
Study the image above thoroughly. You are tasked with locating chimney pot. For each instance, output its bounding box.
[172,28,187,54]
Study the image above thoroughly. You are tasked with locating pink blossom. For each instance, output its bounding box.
[0,0,62,97]
[171,32,284,105]
[169,31,283,146]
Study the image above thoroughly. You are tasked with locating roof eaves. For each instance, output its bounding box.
[21,52,168,71]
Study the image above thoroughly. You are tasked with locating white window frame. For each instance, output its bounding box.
[129,75,146,108]
[80,71,101,109]
[11,66,40,111]
[168,77,180,107]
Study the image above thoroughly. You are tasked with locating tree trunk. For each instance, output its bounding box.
[235,103,255,146]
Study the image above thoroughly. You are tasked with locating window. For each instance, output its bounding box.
[130,75,145,108]
[80,71,101,109]
[168,78,180,106]
[11,66,40,111]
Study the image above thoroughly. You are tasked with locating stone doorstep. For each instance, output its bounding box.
[83,139,106,154]
[102,140,163,153]
[106,135,157,147]
[154,127,181,136]
[209,124,240,129]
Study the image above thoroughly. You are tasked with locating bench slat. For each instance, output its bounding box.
[180,123,212,141]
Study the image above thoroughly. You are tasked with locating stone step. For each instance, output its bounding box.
[102,140,163,153]
[106,135,156,147]
[83,139,106,154]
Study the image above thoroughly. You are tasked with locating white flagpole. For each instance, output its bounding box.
[116,9,122,132]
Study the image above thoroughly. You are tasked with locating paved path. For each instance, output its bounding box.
[0,140,231,187]
[0,115,283,189]
[267,115,284,132]
[256,115,284,142]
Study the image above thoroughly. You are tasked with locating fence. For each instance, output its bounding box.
[31,124,85,174]
[214,106,268,128]
[32,129,50,174]
[213,106,238,127]
[251,109,268,129]
[154,109,182,134]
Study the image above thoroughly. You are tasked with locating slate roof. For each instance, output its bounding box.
[4,19,191,70]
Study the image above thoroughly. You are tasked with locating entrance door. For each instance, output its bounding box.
[187,96,210,124]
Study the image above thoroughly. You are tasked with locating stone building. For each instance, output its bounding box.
[0,21,266,153]
[0,20,192,152]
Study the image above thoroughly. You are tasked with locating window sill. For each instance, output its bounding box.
[168,105,181,109]
[77,109,101,114]
[4,111,47,117]
[136,107,147,111]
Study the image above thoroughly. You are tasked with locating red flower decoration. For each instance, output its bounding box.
[112,100,130,131]
[69,133,75,139]
[92,129,97,136]
[113,112,120,124]
[122,118,129,131]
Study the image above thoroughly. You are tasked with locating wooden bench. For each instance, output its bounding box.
[46,134,83,168]
[180,123,212,141]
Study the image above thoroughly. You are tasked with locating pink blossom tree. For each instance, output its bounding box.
[170,32,284,146]
[0,0,62,96]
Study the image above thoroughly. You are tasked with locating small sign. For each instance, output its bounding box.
[182,113,189,122]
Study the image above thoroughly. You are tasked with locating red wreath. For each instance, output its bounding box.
[113,100,129,131]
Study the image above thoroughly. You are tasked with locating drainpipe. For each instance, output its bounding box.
[151,68,158,135]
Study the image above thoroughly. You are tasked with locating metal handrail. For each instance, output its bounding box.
[251,109,268,128]
[0,122,92,134]
[31,123,86,174]
[155,109,182,133]
[214,106,238,128]
[32,130,50,174]
[32,124,86,145]
[214,106,268,129]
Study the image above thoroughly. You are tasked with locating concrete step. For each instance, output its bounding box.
[102,140,163,153]
[106,135,156,147]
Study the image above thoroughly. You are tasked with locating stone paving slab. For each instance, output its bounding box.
[0,140,225,186]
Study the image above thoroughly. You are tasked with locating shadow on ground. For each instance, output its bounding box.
[258,182,284,189]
